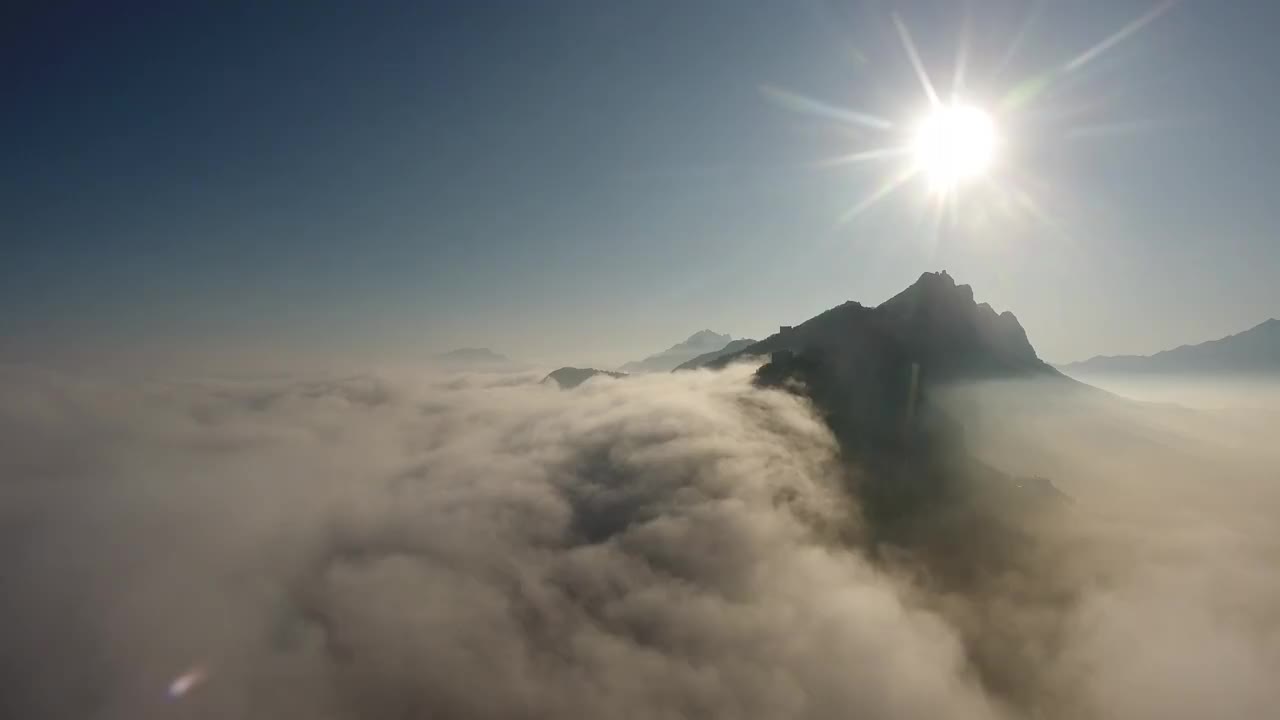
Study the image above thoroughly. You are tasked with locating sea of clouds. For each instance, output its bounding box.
[2,364,1277,719]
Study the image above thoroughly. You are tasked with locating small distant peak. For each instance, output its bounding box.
[1244,318,1280,337]
[685,329,732,344]
[1234,318,1280,338]
[435,347,509,364]
[544,367,626,389]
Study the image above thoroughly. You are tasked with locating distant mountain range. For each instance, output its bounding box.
[619,330,735,373]
[1059,318,1280,375]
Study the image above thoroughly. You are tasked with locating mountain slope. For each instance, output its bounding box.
[672,339,758,371]
[1059,318,1280,375]
[619,330,734,373]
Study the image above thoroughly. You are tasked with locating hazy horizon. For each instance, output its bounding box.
[2,273,1274,376]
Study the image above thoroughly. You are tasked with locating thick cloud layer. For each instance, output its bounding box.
[936,378,1280,719]
[2,366,1278,719]
[0,366,1000,719]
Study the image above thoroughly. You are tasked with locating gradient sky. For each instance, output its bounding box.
[4,0,1278,371]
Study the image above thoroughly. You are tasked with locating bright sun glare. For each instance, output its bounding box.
[912,104,997,192]
[765,2,1178,224]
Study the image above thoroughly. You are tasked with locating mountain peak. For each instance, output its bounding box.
[673,338,759,372]
[685,329,733,345]
[708,270,1050,381]
[921,269,955,286]
[881,270,974,310]
[873,272,1041,375]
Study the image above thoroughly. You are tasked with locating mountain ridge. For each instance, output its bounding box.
[1059,318,1280,375]
[619,330,735,373]
[710,270,1060,383]
[673,339,758,371]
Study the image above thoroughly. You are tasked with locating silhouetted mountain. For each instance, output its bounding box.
[1059,318,1280,375]
[740,271,1070,592]
[712,271,1058,382]
[543,367,627,389]
[672,339,758,371]
[703,270,1068,475]
[619,330,734,373]
[876,271,1047,378]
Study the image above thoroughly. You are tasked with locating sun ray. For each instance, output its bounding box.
[839,167,919,224]
[989,0,1046,84]
[814,146,912,168]
[998,68,1059,113]
[759,85,894,131]
[950,4,973,100]
[892,14,941,107]
[1001,1,1176,114]
[1063,0,1178,73]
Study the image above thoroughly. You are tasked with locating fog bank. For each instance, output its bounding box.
[2,366,1278,719]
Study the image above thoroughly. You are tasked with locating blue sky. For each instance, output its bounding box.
[4,0,1278,370]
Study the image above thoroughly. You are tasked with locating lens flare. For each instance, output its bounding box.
[167,666,207,699]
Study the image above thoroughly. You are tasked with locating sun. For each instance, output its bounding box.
[763,4,1179,223]
[912,103,998,193]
